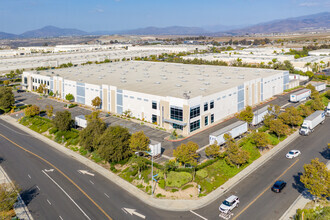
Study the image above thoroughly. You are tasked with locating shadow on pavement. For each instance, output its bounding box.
[20,186,39,206]
[319,147,330,160]
[0,157,4,164]
[292,172,314,200]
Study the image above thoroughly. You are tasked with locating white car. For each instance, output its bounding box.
[219,195,239,213]
[286,150,301,159]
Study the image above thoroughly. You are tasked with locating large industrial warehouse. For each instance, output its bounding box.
[22,61,289,135]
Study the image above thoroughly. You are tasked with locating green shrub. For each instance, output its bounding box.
[91,152,103,163]
[267,133,279,146]
[258,126,268,132]
[196,170,208,179]
[171,189,179,193]
[68,104,78,108]
[165,171,192,188]
[156,193,165,198]
[182,184,194,190]
[136,184,144,189]
[158,179,165,189]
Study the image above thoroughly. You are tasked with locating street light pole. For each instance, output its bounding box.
[151,152,154,197]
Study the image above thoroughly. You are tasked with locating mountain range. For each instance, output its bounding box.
[0,12,329,39]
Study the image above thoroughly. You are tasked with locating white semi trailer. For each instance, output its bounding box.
[251,105,269,126]
[299,110,325,136]
[290,89,311,102]
[325,102,330,116]
[313,82,326,92]
[209,121,248,145]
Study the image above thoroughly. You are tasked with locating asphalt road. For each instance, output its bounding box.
[0,96,329,220]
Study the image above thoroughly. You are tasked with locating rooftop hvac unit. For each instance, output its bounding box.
[222,81,228,84]
[204,82,210,85]
[204,74,209,77]
[155,82,161,84]
[176,84,182,87]
[162,77,167,80]
[200,88,206,91]
[178,76,184,79]
[198,78,205,81]
[136,79,143,82]
[181,80,188,82]
[121,80,126,83]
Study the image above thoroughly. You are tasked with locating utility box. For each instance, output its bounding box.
[149,140,161,156]
[75,115,87,128]
[209,121,248,145]
[313,82,326,92]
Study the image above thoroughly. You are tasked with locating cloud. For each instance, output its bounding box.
[95,8,104,13]
[299,2,319,7]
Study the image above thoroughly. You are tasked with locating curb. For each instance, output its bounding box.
[279,161,330,220]
[0,165,34,220]
[0,115,300,212]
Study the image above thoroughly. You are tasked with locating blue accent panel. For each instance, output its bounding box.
[261,78,264,101]
[117,93,123,106]
[77,86,85,97]
[238,102,244,111]
[76,96,85,104]
[283,71,289,90]
[117,106,123,114]
[117,89,123,94]
[100,90,102,109]
[237,89,244,102]
[238,84,244,90]
[50,79,53,90]
[77,82,85,87]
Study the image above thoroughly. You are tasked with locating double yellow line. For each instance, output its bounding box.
[0,133,112,220]
[233,159,300,220]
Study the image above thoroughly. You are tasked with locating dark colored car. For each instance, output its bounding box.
[271,180,286,193]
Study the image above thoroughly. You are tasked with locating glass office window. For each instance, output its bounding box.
[190,120,200,132]
[204,102,208,111]
[210,101,214,109]
[152,101,157,109]
[190,106,200,119]
[170,106,183,121]
[173,123,183,130]
[211,114,214,123]
[152,114,157,123]
[205,116,208,126]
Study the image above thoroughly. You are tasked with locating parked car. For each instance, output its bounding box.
[286,150,301,159]
[271,180,286,193]
[219,195,239,213]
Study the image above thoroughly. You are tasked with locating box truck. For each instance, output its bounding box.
[209,121,248,145]
[313,82,326,92]
[326,102,330,116]
[290,89,311,102]
[251,105,269,126]
[299,110,325,136]
[75,115,87,128]
[149,140,161,157]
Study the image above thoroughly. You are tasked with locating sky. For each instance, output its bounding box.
[0,0,329,34]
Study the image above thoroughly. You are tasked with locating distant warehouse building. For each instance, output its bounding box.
[22,61,289,135]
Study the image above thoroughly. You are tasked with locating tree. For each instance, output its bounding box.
[3,80,9,86]
[205,141,220,158]
[304,62,312,71]
[37,84,46,94]
[278,106,303,127]
[0,87,15,110]
[310,97,324,111]
[263,113,275,128]
[269,119,289,139]
[268,104,281,118]
[97,126,131,162]
[123,109,132,118]
[306,84,318,99]
[65,93,74,102]
[252,131,271,150]
[0,182,19,217]
[225,142,249,168]
[132,156,148,175]
[80,119,106,152]
[49,91,54,96]
[300,158,330,201]
[237,106,253,124]
[91,96,101,109]
[129,131,150,154]
[299,105,313,117]
[53,111,72,131]
[325,90,330,99]
[173,141,199,167]
[24,105,40,117]
[46,105,53,118]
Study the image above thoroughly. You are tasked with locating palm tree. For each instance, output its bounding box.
[304,62,312,71]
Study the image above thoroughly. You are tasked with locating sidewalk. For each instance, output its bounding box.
[1,115,300,211]
[279,161,330,220]
[0,165,34,220]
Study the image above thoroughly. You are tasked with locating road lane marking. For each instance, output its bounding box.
[232,159,300,220]
[0,123,31,136]
[47,199,52,205]
[190,210,208,220]
[89,180,94,185]
[122,208,146,219]
[28,174,31,179]
[104,193,109,198]
[42,170,91,220]
[36,185,40,190]
[281,103,290,108]
[0,133,112,220]
[78,170,95,176]
[59,216,63,220]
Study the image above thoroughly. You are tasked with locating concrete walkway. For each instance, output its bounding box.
[1,115,300,211]
[279,161,330,220]
[0,165,34,220]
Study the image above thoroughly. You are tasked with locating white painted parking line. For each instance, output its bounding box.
[28,174,31,179]
[47,199,52,205]
[36,185,40,190]
[59,216,63,220]
[281,103,290,108]
[89,180,94,185]
[104,193,109,198]
[42,170,91,220]
[190,210,208,220]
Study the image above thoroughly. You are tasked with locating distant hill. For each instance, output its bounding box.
[216,12,330,35]
[0,32,18,39]
[19,26,89,38]
[119,26,208,35]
